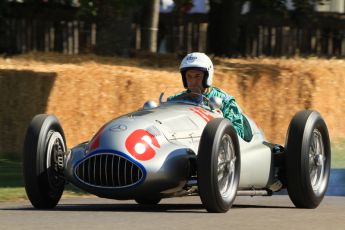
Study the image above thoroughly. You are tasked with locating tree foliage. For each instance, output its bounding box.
[0,0,332,56]
[76,0,144,56]
[172,0,194,13]
[19,0,75,6]
[291,0,329,24]
[0,0,8,52]
[77,0,143,20]
[208,0,244,56]
[249,0,288,14]
[207,0,330,56]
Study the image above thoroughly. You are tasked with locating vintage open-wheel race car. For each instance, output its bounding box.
[23,90,331,213]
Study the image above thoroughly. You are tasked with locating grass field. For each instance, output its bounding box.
[0,158,89,202]
[0,158,22,187]
[332,140,345,168]
[0,141,344,202]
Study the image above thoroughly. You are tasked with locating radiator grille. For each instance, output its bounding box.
[75,153,143,188]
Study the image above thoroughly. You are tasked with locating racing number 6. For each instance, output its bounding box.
[125,129,160,161]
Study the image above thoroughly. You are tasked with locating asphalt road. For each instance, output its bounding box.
[0,195,344,230]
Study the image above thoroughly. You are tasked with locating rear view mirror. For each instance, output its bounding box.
[209,96,223,110]
[143,100,158,109]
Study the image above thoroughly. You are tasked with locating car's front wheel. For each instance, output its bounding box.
[197,118,240,213]
[23,114,66,209]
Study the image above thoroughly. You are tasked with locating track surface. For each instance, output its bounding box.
[1,195,344,230]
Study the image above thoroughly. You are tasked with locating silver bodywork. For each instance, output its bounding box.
[64,99,274,199]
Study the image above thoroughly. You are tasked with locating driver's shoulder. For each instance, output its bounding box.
[208,87,234,101]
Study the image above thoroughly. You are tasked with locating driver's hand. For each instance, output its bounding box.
[214,108,223,116]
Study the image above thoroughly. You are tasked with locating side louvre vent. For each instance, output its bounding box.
[75,153,143,188]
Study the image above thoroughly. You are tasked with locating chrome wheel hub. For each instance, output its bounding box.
[217,134,236,198]
[308,129,325,191]
[46,131,66,189]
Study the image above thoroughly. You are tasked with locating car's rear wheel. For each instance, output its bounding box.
[23,114,66,209]
[197,118,240,213]
[285,110,331,208]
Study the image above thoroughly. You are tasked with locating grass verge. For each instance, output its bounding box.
[332,139,345,168]
[0,158,90,202]
[0,187,91,202]
[0,187,27,202]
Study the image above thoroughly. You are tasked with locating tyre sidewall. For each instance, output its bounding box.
[285,110,331,208]
[300,112,331,201]
[198,118,240,212]
[23,114,66,208]
[212,120,240,208]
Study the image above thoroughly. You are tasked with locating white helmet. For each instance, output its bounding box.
[179,52,214,88]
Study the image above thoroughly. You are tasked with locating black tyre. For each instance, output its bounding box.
[197,118,240,213]
[134,197,161,205]
[23,114,66,209]
[285,110,331,208]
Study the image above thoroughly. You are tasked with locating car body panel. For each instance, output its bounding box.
[64,101,274,199]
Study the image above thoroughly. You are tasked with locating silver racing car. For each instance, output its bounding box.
[23,90,331,213]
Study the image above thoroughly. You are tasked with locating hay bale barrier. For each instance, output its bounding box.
[1,53,345,158]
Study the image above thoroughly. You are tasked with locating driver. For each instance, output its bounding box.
[168,52,245,139]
